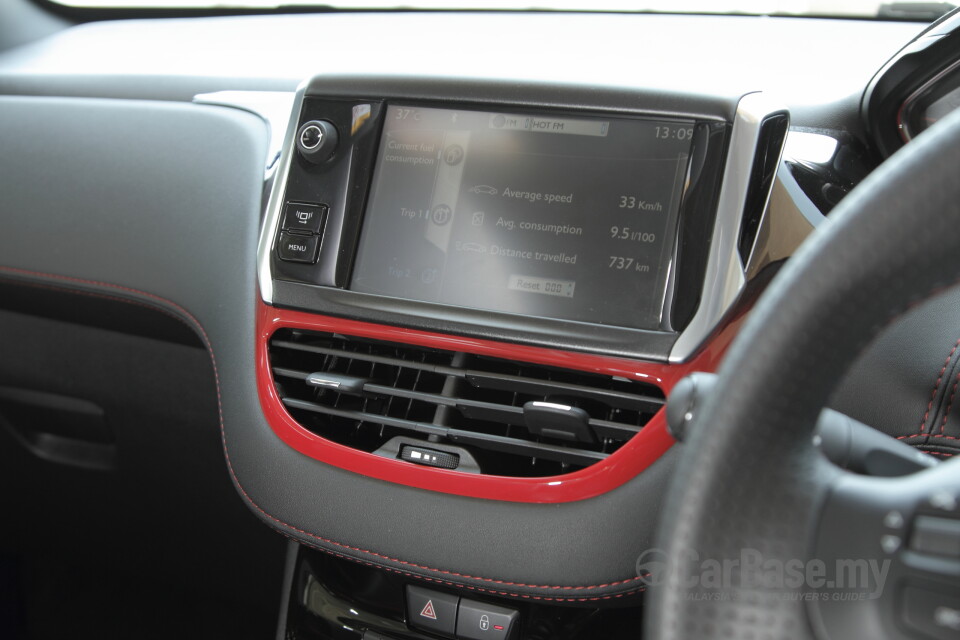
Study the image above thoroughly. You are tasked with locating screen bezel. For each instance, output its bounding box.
[270,83,731,361]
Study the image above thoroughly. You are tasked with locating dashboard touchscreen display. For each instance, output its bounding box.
[349,105,694,330]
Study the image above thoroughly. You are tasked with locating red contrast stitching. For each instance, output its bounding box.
[282,530,647,602]
[0,280,188,327]
[918,338,960,434]
[938,371,960,436]
[0,266,645,596]
[897,433,960,441]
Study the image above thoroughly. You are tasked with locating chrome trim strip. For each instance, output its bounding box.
[257,81,309,304]
[669,92,789,363]
[744,163,825,281]
[530,401,574,411]
[306,374,342,390]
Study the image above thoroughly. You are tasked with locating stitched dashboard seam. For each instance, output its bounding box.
[938,370,960,436]
[279,530,647,602]
[896,431,960,458]
[897,433,960,441]
[918,338,960,434]
[0,267,645,597]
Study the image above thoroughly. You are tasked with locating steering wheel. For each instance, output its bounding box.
[647,108,960,640]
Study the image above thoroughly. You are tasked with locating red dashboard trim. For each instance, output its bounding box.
[256,302,738,503]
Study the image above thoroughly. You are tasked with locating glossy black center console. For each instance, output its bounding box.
[278,543,647,640]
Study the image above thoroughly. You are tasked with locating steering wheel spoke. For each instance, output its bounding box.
[813,461,960,639]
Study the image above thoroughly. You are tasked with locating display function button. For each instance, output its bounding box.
[456,599,518,640]
[400,445,459,470]
[901,585,960,640]
[406,585,458,638]
[282,202,327,234]
[910,515,960,558]
[278,232,320,264]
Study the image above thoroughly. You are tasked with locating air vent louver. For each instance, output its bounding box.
[738,112,790,262]
[268,329,665,477]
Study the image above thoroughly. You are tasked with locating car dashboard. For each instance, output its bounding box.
[1,6,958,640]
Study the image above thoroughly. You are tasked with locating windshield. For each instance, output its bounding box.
[45,0,958,20]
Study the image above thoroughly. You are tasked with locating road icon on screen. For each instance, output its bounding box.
[420,600,438,620]
[472,211,485,226]
[468,185,498,196]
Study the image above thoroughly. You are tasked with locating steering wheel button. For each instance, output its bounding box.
[456,599,518,640]
[880,534,902,553]
[901,585,960,640]
[910,515,960,558]
[884,510,905,529]
[406,585,458,638]
[928,490,959,512]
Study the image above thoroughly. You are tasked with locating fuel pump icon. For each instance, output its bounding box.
[479,614,490,631]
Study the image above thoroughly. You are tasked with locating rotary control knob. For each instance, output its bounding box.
[295,120,339,164]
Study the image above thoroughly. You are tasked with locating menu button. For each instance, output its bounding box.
[278,232,320,264]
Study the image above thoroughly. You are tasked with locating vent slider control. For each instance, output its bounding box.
[306,372,367,396]
[523,401,593,443]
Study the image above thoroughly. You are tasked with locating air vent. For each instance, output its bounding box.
[268,329,665,477]
[738,112,790,262]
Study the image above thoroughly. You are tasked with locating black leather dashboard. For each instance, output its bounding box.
[0,10,949,606]
[0,94,683,601]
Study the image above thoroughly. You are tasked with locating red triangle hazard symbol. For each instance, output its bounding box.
[420,600,438,620]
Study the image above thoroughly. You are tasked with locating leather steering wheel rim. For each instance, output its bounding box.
[647,107,960,640]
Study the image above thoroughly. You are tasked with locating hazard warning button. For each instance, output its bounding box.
[406,585,459,637]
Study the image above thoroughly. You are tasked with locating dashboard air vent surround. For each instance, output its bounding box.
[268,329,665,478]
[738,112,790,262]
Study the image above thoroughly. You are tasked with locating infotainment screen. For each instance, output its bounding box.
[349,105,694,330]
